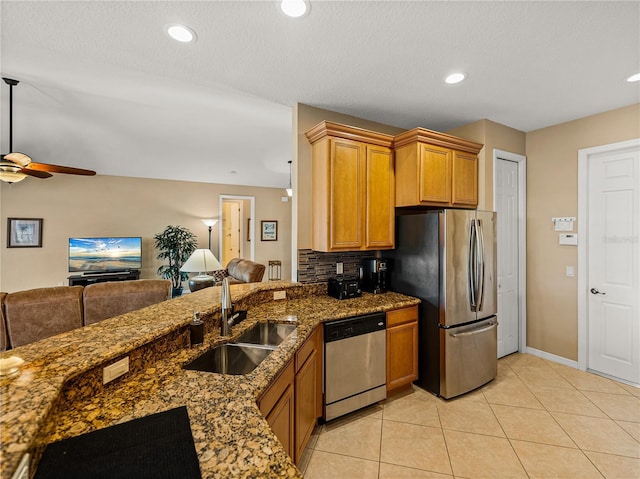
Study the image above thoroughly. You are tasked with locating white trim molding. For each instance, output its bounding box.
[525,347,579,369]
[493,149,527,354]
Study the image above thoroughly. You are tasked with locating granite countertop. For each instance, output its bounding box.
[0,282,419,479]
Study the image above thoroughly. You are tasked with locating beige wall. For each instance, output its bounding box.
[525,103,640,360]
[294,103,405,250]
[447,119,526,210]
[0,174,291,293]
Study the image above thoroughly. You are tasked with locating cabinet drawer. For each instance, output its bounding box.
[295,331,316,372]
[259,359,294,416]
[386,305,418,327]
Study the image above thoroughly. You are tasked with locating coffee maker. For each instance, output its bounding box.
[361,258,389,294]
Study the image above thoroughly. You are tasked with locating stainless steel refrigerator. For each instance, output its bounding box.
[389,209,497,399]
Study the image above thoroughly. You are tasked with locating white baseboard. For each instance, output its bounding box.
[525,347,578,369]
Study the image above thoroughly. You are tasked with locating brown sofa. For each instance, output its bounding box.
[1,292,9,351]
[83,279,171,325]
[1,279,171,349]
[4,286,84,347]
[222,258,266,285]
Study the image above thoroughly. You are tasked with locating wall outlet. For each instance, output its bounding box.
[273,290,286,300]
[336,262,344,275]
[103,356,129,384]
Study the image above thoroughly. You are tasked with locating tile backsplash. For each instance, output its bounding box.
[297,249,382,283]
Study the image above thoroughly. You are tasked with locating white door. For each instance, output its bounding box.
[587,147,640,384]
[495,158,520,357]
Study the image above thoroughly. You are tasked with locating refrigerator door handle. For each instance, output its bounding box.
[477,219,485,310]
[468,220,477,311]
[448,320,497,338]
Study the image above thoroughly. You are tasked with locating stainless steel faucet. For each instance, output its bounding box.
[220,276,233,336]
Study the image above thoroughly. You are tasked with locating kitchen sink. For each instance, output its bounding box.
[183,343,274,375]
[234,322,297,347]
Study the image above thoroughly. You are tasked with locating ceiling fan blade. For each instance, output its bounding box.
[3,152,32,167]
[20,168,52,179]
[26,162,96,176]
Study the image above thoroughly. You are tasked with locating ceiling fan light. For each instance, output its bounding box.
[0,170,27,183]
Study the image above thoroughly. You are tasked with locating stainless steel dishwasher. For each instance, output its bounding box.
[324,312,387,421]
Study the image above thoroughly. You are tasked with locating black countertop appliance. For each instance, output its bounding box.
[361,258,389,294]
[328,277,361,300]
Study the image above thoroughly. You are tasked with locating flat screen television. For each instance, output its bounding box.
[68,237,142,273]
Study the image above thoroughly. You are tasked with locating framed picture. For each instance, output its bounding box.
[261,220,277,241]
[7,218,43,248]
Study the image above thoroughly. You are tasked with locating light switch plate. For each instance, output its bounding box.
[273,290,286,300]
[103,356,129,384]
[336,262,343,275]
[566,266,575,277]
[559,233,578,245]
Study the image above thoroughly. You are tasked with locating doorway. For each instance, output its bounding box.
[578,139,639,385]
[219,195,255,267]
[493,149,527,358]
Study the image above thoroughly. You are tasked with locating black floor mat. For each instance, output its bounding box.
[35,406,201,479]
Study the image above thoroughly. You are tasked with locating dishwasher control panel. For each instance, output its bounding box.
[324,312,386,342]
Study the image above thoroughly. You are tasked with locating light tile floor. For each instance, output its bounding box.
[299,353,640,479]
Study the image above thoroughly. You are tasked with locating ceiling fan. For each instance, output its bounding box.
[0,77,96,184]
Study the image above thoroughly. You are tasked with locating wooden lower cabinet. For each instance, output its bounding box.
[258,359,295,459]
[258,326,322,465]
[295,346,317,462]
[386,305,419,394]
[265,383,294,458]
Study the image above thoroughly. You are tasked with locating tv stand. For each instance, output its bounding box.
[68,270,140,287]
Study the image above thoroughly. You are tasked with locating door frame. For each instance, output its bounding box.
[219,194,256,262]
[577,138,640,372]
[493,149,527,354]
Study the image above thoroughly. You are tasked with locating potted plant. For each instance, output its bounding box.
[153,225,198,297]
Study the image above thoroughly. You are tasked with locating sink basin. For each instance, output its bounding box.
[184,343,274,375]
[234,322,297,347]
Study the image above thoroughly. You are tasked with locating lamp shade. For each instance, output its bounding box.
[180,249,222,273]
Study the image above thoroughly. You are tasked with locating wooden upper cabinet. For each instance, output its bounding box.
[329,138,365,249]
[306,121,395,252]
[394,128,483,208]
[418,143,452,204]
[451,150,478,206]
[365,145,394,249]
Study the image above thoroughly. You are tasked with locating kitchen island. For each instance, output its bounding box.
[0,281,419,479]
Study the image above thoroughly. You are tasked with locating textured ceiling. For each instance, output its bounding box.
[1,1,639,188]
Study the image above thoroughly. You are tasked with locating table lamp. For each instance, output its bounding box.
[180,249,222,292]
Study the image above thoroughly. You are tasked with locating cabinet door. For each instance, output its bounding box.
[419,143,452,204]
[451,150,478,207]
[365,145,394,250]
[386,306,419,393]
[265,383,295,459]
[329,138,365,250]
[295,349,317,463]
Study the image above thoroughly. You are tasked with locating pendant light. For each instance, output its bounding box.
[286,160,293,197]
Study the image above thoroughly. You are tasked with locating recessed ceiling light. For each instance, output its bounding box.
[445,73,466,84]
[164,23,197,44]
[280,0,310,18]
[626,72,640,82]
